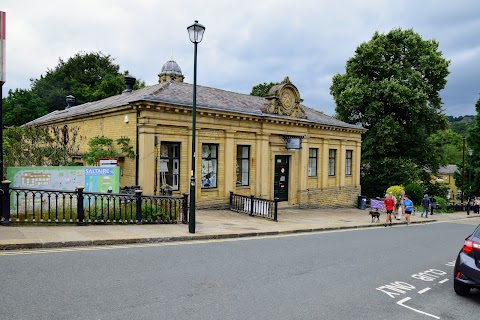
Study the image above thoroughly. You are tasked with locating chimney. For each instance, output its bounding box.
[124,76,136,93]
[66,95,75,109]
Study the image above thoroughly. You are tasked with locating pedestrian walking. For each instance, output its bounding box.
[474,196,480,214]
[397,190,406,220]
[421,194,431,218]
[430,197,436,215]
[403,195,414,225]
[383,193,395,227]
[389,192,397,220]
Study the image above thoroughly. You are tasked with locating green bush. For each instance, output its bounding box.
[433,196,446,212]
[386,185,404,201]
[405,183,424,205]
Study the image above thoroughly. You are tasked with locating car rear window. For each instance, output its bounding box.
[474,225,480,238]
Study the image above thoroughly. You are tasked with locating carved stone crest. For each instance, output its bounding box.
[262,77,306,119]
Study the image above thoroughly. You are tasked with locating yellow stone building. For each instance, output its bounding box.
[27,59,365,208]
[433,165,460,200]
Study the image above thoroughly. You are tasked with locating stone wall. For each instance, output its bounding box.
[298,185,361,208]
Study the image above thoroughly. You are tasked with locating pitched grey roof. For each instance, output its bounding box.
[438,165,458,175]
[25,81,364,130]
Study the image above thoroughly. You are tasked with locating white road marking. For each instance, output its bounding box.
[397,297,440,319]
[418,287,431,294]
[439,278,449,284]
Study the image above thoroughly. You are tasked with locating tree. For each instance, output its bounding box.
[3,125,83,172]
[2,89,48,126]
[31,51,145,112]
[250,82,278,97]
[427,129,463,165]
[464,97,480,197]
[448,115,474,136]
[331,28,450,197]
[81,136,135,166]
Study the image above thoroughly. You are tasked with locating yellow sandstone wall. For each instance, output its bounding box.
[42,103,362,208]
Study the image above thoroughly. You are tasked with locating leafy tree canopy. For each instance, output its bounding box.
[2,51,146,126]
[331,28,450,197]
[250,82,279,97]
[2,89,48,126]
[463,98,480,197]
[30,51,145,112]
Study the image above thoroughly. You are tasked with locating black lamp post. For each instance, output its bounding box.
[467,149,473,215]
[187,20,205,234]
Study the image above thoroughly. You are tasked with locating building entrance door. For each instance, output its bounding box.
[274,155,289,202]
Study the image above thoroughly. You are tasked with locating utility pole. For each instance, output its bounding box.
[461,136,465,203]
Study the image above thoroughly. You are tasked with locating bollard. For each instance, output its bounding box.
[76,186,85,226]
[135,190,143,224]
[182,193,189,224]
[2,180,11,226]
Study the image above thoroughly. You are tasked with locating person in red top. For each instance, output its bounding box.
[383,193,395,227]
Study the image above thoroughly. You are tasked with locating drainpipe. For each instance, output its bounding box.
[135,109,140,186]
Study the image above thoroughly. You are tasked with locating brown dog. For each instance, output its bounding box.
[369,210,380,222]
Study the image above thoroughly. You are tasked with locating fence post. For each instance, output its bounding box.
[135,190,143,224]
[2,180,11,226]
[182,193,188,224]
[250,195,254,216]
[274,198,279,222]
[76,186,85,226]
[229,191,234,210]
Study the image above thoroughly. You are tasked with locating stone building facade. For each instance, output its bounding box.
[27,59,365,208]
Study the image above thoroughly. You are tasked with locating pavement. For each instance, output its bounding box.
[1,207,480,250]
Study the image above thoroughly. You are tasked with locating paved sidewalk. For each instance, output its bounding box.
[1,207,479,250]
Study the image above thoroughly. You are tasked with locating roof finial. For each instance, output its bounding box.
[170,51,173,61]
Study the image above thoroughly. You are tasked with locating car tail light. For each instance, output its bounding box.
[463,239,480,254]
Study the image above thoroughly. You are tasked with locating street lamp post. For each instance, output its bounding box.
[467,149,473,215]
[187,20,205,234]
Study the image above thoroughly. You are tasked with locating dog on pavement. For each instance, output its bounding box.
[369,210,380,222]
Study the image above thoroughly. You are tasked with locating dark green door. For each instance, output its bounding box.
[274,155,289,202]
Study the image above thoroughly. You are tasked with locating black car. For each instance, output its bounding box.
[454,224,480,295]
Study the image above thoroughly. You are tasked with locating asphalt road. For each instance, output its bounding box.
[1,219,479,320]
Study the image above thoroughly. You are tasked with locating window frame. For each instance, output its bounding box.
[236,145,250,186]
[345,150,353,176]
[308,148,318,177]
[159,142,181,191]
[328,149,336,176]
[201,143,218,189]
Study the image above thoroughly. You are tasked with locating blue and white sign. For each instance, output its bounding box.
[284,136,302,150]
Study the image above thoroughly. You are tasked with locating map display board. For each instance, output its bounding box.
[7,166,120,193]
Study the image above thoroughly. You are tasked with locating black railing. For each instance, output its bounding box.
[229,191,278,221]
[445,202,470,212]
[1,181,188,225]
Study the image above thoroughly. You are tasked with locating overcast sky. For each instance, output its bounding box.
[1,0,479,117]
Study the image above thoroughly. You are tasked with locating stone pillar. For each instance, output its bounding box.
[322,139,329,189]
[256,133,270,198]
[298,138,308,191]
[339,140,346,187]
[224,130,236,197]
[138,124,156,194]
[356,140,361,186]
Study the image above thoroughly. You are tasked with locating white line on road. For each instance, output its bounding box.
[418,287,431,294]
[397,297,440,319]
[439,279,449,284]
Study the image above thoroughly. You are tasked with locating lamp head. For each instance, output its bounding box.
[187,20,205,43]
[469,149,473,157]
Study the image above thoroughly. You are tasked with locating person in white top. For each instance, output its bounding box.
[397,190,405,220]
[389,192,398,220]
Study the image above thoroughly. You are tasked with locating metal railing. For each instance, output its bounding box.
[445,202,470,212]
[229,191,278,221]
[1,181,188,225]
